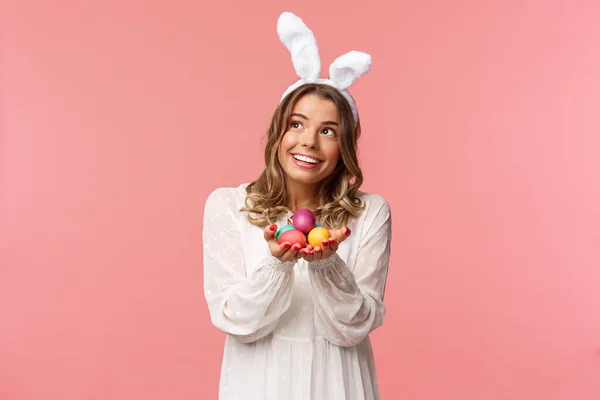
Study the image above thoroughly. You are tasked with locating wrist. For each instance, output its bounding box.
[307,252,340,270]
[265,254,296,272]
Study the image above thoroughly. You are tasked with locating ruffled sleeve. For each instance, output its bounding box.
[203,188,296,343]
[307,196,392,347]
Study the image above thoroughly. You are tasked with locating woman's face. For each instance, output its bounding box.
[278,94,341,186]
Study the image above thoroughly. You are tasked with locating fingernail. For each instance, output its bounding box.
[284,243,291,249]
[329,239,335,244]
[315,248,321,253]
[270,225,276,231]
[322,241,328,247]
[293,245,300,251]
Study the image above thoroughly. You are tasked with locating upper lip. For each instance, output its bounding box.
[291,153,323,162]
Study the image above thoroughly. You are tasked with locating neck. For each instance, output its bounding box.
[285,179,320,212]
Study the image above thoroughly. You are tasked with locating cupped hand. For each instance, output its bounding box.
[300,226,352,262]
[264,224,304,262]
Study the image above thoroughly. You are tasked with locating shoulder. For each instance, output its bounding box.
[356,189,391,216]
[204,183,250,211]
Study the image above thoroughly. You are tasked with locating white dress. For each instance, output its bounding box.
[203,183,392,400]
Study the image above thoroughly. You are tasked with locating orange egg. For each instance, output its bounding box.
[307,226,331,249]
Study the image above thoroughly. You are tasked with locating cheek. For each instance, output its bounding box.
[323,142,341,162]
[278,132,295,164]
[279,132,295,153]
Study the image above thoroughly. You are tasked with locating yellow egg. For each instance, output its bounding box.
[307,226,331,249]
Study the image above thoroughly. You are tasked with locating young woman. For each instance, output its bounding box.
[203,12,392,400]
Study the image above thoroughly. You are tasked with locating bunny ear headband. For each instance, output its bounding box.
[277,12,372,123]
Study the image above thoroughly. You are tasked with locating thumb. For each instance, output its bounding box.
[331,226,351,243]
[264,224,277,242]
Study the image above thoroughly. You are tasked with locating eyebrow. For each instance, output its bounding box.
[291,113,338,126]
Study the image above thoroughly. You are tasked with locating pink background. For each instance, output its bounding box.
[2,1,600,399]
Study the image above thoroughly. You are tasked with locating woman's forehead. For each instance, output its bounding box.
[291,95,339,122]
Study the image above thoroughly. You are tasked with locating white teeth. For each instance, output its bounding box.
[293,154,320,164]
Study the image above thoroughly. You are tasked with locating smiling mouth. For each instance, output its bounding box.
[291,153,323,164]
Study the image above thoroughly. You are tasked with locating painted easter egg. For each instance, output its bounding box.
[307,226,331,249]
[278,229,307,247]
[292,208,316,234]
[305,222,323,239]
[276,224,295,241]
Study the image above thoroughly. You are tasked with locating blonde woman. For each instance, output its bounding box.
[203,12,392,400]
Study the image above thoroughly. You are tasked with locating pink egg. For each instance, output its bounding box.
[292,208,316,234]
[277,229,307,247]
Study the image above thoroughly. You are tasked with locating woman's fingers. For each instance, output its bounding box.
[330,226,351,244]
[343,226,351,237]
[312,246,323,261]
[289,243,302,259]
[299,244,313,261]
[266,225,301,261]
[264,224,278,243]
[275,242,302,262]
[328,238,338,252]
[270,241,290,258]
[302,251,313,262]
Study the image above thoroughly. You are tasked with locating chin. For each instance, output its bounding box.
[289,175,323,185]
[284,166,333,186]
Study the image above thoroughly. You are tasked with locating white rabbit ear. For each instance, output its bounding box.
[277,12,321,82]
[329,51,372,90]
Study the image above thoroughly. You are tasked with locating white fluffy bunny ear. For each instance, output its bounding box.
[329,51,372,90]
[277,12,321,82]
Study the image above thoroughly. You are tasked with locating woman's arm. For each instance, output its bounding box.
[203,188,295,344]
[307,197,392,347]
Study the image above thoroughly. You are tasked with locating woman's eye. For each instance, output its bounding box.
[291,121,302,129]
[322,128,336,136]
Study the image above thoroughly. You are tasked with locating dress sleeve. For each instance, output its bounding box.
[203,188,296,344]
[307,197,392,347]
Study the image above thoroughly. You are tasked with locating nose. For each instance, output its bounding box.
[300,130,318,149]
